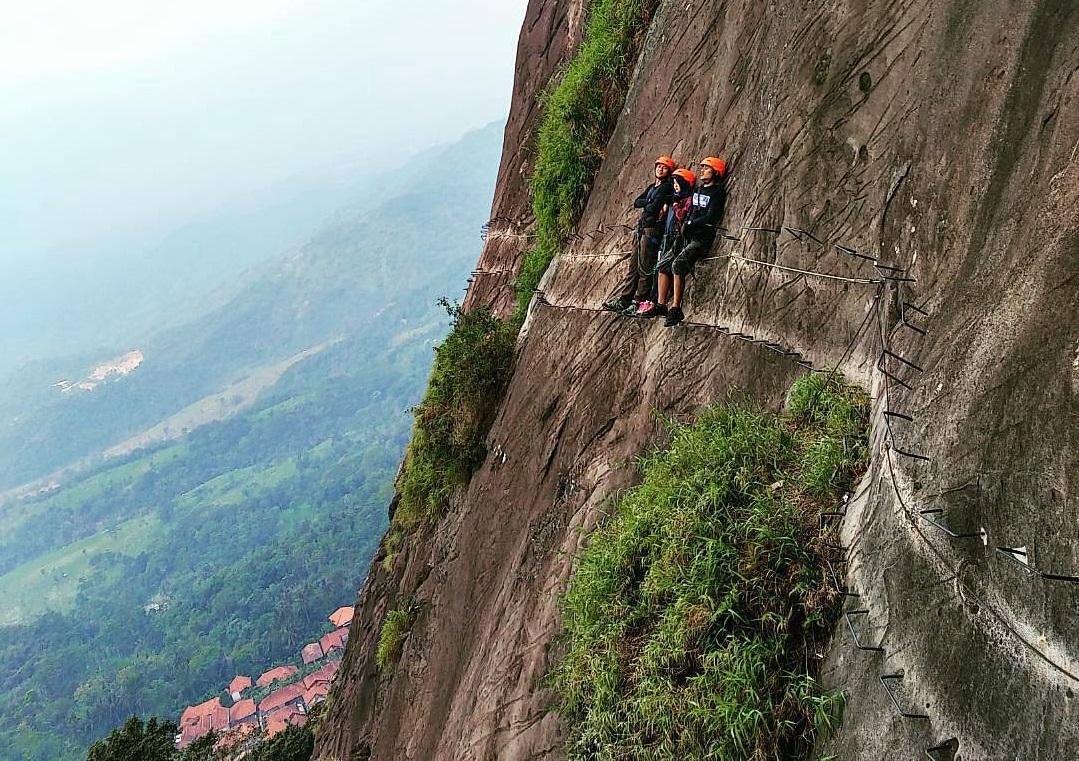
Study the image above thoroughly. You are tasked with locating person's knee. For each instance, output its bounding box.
[672,258,694,276]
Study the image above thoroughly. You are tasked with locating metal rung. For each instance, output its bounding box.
[826,558,860,599]
[845,610,885,652]
[900,319,928,336]
[883,410,914,422]
[784,226,824,244]
[835,244,875,262]
[880,674,929,719]
[919,509,986,540]
[893,446,931,462]
[925,739,959,760]
[996,547,1079,583]
[883,349,925,372]
[880,367,913,389]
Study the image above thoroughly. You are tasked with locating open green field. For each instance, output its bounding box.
[0,514,160,627]
[178,458,299,507]
[0,444,186,539]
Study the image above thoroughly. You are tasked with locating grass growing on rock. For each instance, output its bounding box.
[515,0,658,321]
[376,599,419,671]
[551,374,870,760]
[395,300,516,530]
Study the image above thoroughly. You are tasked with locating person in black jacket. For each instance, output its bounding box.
[602,155,677,313]
[654,156,726,326]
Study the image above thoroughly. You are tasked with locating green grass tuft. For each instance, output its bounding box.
[514,0,657,321]
[551,375,869,760]
[394,300,516,532]
[376,599,419,671]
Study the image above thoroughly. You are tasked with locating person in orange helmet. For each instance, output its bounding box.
[603,155,676,314]
[654,156,726,326]
[633,167,695,318]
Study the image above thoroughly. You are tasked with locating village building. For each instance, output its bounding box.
[319,627,349,655]
[329,606,354,628]
[255,664,299,688]
[177,697,230,749]
[258,682,305,715]
[228,675,253,701]
[264,704,307,739]
[176,604,350,750]
[229,698,258,726]
[301,641,324,665]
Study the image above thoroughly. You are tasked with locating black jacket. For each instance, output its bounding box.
[682,182,726,245]
[633,176,675,228]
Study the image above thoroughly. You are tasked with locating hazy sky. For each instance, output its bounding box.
[0,0,528,270]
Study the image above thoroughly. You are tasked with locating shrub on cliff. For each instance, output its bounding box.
[516,0,658,320]
[395,300,516,530]
[376,600,419,671]
[551,375,869,760]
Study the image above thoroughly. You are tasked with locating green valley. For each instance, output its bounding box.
[0,121,504,761]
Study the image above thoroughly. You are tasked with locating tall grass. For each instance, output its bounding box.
[551,375,870,760]
[515,0,656,321]
[394,300,516,531]
[376,599,419,671]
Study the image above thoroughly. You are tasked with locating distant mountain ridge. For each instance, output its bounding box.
[0,121,504,493]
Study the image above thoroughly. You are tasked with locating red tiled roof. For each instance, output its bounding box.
[176,699,229,749]
[180,696,223,727]
[319,627,349,655]
[302,660,339,690]
[230,698,256,723]
[303,682,330,707]
[329,606,354,628]
[264,705,307,739]
[301,642,324,665]
[228,675,253,694]
[258,682,305,714]
[256,664,299,688]
[211,704,230,731]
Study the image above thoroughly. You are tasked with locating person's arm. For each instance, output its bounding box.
[632,184,652,208]
[643,180,673,220]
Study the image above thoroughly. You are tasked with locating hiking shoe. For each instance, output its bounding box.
[620,300,641,316]
[664,306,685,327]
[602,296,632,312]
[637,302,667,318]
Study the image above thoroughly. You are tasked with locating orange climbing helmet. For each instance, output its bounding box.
[699,156,727,177]
[673,168,696,187]
[655,155,677,169]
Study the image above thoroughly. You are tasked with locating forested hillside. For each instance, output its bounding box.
[0,121,503,761]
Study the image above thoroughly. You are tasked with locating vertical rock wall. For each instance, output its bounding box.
[317,1,1078,758]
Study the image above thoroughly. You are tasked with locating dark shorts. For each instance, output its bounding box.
[658,238,711,276]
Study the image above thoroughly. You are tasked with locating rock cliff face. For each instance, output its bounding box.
[316,1,1078,759]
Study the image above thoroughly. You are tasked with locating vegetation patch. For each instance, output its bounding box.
[376,599,420,671]
[515,0,658,320]
[393,300,516,535]
[551,374,869,760]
